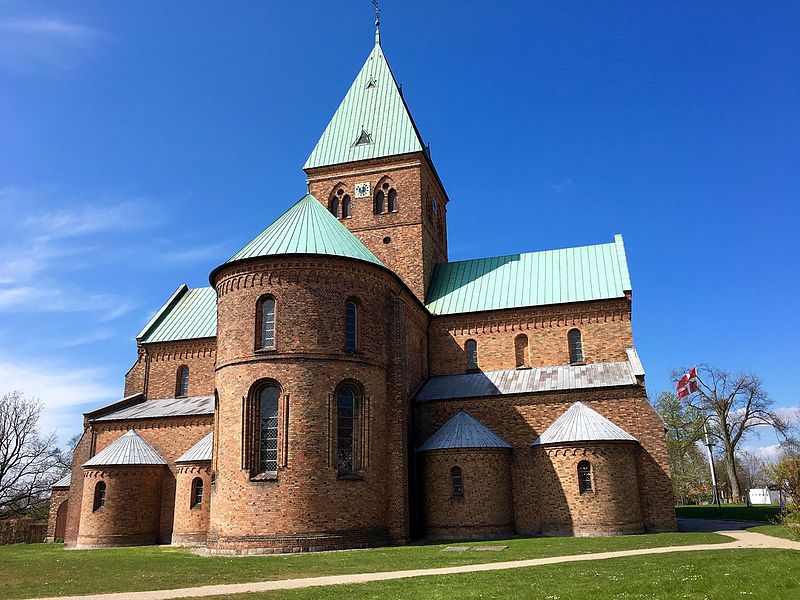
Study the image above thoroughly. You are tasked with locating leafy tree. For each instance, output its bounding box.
[0,391,62,517]
[673,365,787,502]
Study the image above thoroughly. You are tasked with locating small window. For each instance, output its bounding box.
[342,195,351,218]
[257,296,276,350]
[345,301,357,351]
[374,190,385,214]
[431,196,438,215]
[175,365,189,397]
[568,329,584,364]
[328,196,339,217]
[451,466,464,498]
[93,481,106,512]
[387,188,397,212]
[259,384,280,474]
[191,477,203,507]
[514,334,529,368]
[578,460,592,493]
[465,339,478,372]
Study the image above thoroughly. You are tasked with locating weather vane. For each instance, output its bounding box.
[372,0,381,44]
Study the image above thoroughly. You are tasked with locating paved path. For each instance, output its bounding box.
[34,530,800,600]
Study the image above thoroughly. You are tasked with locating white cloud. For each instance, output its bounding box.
[160,243,226,264]
[24,201,155,239]
[0,17,105,72]
[741,444,782,462]
[550,178,575,194]
[57,328,115,348]
[0,284,136,320]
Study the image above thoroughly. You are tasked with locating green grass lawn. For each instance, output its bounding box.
[748,524,799,541]
[0,532,729,599]
[675,503,781,522]
[199,549,800,600]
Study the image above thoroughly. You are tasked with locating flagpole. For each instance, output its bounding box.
[703,419,722,508]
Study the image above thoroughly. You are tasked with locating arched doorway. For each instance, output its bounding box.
[55,500,69,540]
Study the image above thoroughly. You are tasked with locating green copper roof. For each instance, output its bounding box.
[225,193,383,267]
[425,235,632,316]
[137,285,217,343]
[304,41,425,170]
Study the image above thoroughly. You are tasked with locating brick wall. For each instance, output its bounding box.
[172,464,211,545]
[428,298,634,376]
[419,448,513,539]
[76,466,165,548]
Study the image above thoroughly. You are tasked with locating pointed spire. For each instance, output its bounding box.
[373,0,381,45]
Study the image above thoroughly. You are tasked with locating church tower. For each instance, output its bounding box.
[304,27,448,303]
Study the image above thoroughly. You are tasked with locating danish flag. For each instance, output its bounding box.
[676,367,699,399]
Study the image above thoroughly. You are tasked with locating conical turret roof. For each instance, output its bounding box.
[418,410,512,452]
[83,430,167,467]
[224,194,383,267]
[304,41,425,170]
[531,402,638,446]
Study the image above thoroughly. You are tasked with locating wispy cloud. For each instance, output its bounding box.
[550,178,575,194]
[160,242,227,264]
[57,328,116,348]
[0,16,105,73]
[24,201,155,239]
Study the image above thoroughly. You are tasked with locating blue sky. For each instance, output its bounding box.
[1,1,798,458]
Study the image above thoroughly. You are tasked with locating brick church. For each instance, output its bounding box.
[48,27,676,551]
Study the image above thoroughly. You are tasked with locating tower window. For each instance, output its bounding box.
[354,129,372,146]
[451,466,464,498]
[568,329,584,364]
[432,196,438,214]
[93,481,106,512]
[342,194,351,218]
[374,190,385,214]
[514,334,529,368]
[256,296,276,350]
[578,460,593,493]
[259,384,280,474]
[345,301,357,351]
[387,188,397,212]
[465,339,478,372]
[328,196,339,217]
[176,366,189,397]
[191,477,203,507]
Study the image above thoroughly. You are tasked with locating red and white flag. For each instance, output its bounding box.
[676,367,699,399]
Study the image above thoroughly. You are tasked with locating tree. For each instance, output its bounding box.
[653,391,710,504]
[0,391,62,517]
[674,365,787,502]
[766,450,800,499]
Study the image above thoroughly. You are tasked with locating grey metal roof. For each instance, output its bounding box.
[175,432,213,463]
[304,41,425,170]
[138,286,217,343]
[626,348,645,377]
[531,402,638,446]
[51,474,71,488]
[416,360,638,402]
[418,410,512,452]
[426,235,632,316]
[83,430,168,467]
[90,395,214,422]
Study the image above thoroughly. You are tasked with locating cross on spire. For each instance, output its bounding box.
[372,0,381,45]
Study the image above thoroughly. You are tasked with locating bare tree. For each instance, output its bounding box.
[674,365,787,502]
[0,392,62,517]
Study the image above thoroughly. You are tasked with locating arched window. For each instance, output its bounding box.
[387,188,397,212]
[342,194,351,218]
[568,329,584,364]
[191,477,203,507]
[374,190,385,214]
[256,295,276,350]
[578,460,593,493]
[431,196,438,215]
[259,384,280,474]
[328,196,339,217]
[465,339,478,372]
[336,385,359,476]
[93,481,106,512]
[451,466,464,498]
[345,301,357,351]
[514,334,529,368]
[176,366,189,397]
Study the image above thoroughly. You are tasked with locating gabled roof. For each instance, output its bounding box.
[531,402,638,446]
[137,285,217,344]
[304,41,425,170]
[176,432,213,463]
[224,194,383,268]
[416,356,640,403]
[83,430,168,467]
[418,410,512,452]
[425,235,632,316]
[51,474,71,489]
[89,395,215,422]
